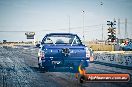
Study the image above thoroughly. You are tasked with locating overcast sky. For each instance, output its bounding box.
[0,0,132,42]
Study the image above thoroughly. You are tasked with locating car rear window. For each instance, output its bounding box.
[43,34,81,45]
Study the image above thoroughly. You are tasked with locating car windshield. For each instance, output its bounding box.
[43,34,81,45]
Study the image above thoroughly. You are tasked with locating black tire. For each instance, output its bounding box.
[38,63,41,69]
[38,57,45,72]
[122,48,124,51]
[78,75,86,84]
[38,64,44,72]
[38,62,48,72]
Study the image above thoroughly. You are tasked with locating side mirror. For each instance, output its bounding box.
[36,44,40,48]
[41,41,44,44]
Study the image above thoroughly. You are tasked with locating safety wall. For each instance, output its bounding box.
[93,51,132,67]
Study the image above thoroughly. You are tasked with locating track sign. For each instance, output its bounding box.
[25,32,35,39]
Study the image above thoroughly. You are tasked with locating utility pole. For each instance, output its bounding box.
[125,18,128,38]
[118,19,120,38]
[102,25,103,40]
[68,16,70,33]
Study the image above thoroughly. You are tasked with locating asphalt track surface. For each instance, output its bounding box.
[0,45,132,87]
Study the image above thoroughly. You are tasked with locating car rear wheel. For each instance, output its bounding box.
[78,75,86,84]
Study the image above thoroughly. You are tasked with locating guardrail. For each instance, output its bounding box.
[93,51,132,68]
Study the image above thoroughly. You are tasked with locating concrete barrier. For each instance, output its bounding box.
[93,51,132,67]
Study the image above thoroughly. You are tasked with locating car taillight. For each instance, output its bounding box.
[86,47,90,58]
[40,51,45,58]
[38,50,45,59]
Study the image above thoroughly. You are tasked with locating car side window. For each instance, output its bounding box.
[75,38,81,44]
[44,38,53,44]
[69,36,81,45]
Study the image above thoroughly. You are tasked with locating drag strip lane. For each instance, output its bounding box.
[0,46,132,87]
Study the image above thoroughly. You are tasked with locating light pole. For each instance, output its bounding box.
[82,10,85,42]
[100,2,104,41]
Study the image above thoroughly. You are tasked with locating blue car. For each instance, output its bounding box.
[122,42,132,51]
[37,33,90,73]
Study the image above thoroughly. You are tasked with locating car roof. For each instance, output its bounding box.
[46,33,77,36]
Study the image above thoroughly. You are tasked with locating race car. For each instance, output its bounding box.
[36,33,90,73]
